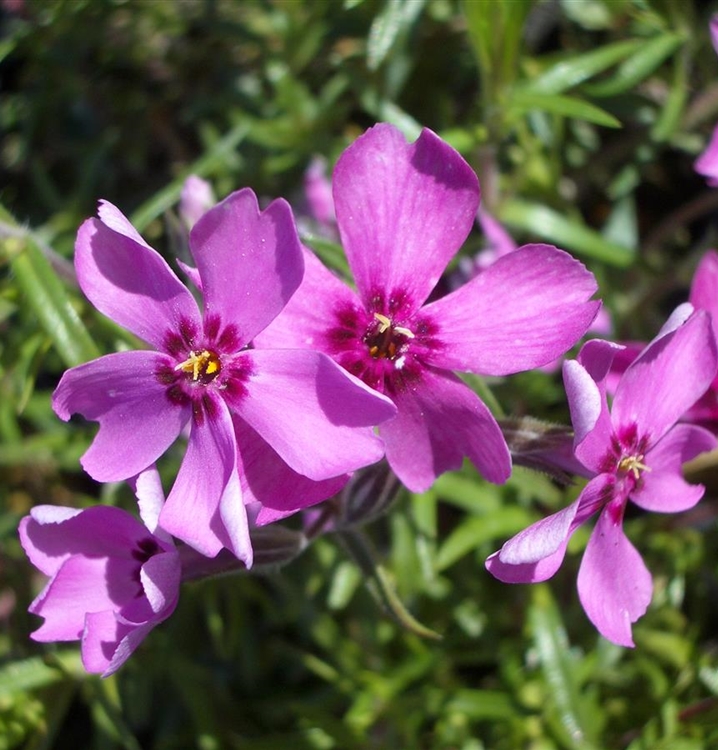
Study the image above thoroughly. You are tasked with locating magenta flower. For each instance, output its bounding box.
[487,310,718,646]
[256,124,601,491]
[19,469,180,677]
[53,189,396,561]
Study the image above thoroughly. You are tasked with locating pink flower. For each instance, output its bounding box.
[256,124,601,492]
[179,175,216,229]
[487,310,718,646]
[19,469,180,677]
[53,189,396,561]
[695,125,718,187]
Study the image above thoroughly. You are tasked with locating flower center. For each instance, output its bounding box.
[617,453,650,480]
[364,313,414,360]
[174,349,222,383]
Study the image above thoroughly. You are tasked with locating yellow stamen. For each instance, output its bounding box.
[618,454,651,480]
[374,313,391,333]
[373,312,415,339]
[174,350,220,381]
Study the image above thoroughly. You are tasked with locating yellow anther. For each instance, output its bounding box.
[174,350,220,381]
[374,313,392,333]
[394,324,415,339]
[618,454,651,480]
[373,312,414,339]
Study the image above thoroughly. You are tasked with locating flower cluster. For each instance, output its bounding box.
[19,122,718,674]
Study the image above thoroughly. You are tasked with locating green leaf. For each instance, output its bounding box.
[529,586,601,749]
[510,90,622,128]
[367,0,426,71]
[498,199,635,266]
[3,231,100,368]
[526,39,645,95]
[0,652,84,696]
[584,32,686,98]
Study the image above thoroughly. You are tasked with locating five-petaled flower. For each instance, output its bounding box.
[256,123,601,491]
[19,468,180,677]
[487,308,718,646]
[52,189,396,562]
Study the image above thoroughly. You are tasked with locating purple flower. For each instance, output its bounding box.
[53,189,396,561]
[19,468,180,677]
[487,310,718,646]
[256,123,601,491]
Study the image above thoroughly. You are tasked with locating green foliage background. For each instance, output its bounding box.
[4,0,718,747]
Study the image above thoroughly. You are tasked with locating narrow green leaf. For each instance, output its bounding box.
[498,199,635,266]
[367,0,426,71]
[5,234,100,368]
[526,39,645,95]
[510,90,622,128]
[584,32,685,98]
[445,689,517,720]
[529,586,600,749]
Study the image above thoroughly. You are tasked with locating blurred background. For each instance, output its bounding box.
[3,1,718,748]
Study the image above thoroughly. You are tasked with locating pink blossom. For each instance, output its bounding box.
[19,469,180,677]
[487,310,718,646]
[256,123,601,492]
[53,189,396,561]
[179,175,216,229]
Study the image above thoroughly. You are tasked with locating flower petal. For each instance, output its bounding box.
[563,350,616,472]
[689,251,718,386]
[254,245,361,353]
[160,395,250,563]
[190,188,304,344]
[130,466,168,539]
[631,423,716,513]
[29,556,137,642]
[613,311,718,444]
[422,245,599,375]
[236,349,395,480]
[333,124,479,310]
[140,551,181,615]
[695,123,718,187]
[486,473,610,583]
[380,367,510,492]
[52,351,190,482]
[19,504,169,578]
[75,215,202,350]
[82,611,153,677]
[577,505,652,647]
[690,251,718,324]
[233,415,348,526]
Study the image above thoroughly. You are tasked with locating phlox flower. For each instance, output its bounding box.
[604,250,718,429]
[179,174,216,229]
[487,309,718,646]
[19,468,179,677]
[256,123,601,491]
[53,189,396,561]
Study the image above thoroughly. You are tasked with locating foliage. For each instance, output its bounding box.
[3,0,718,747]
